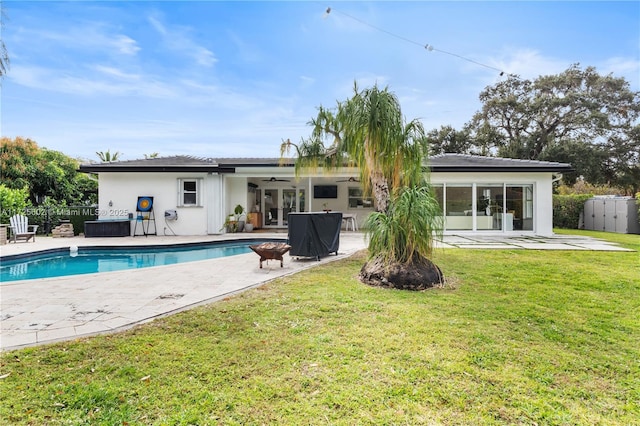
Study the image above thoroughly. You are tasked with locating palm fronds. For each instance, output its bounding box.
[365,185,443,264]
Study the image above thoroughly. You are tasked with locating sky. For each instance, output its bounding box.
[1,1,639,162]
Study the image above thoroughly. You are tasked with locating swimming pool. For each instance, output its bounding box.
[0,239,285,282]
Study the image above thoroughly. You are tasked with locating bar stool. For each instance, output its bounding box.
[343,213,358,231]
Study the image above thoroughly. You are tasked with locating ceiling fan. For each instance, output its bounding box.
[262,177,290,182]
[336,177,360,183]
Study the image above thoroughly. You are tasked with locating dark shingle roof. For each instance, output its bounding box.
[80,154,572,173]
[428,154,573,172]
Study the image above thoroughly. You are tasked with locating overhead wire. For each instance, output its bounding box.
[324,6,510,77]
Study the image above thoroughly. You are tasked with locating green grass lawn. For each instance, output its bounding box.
[1,230,639,425]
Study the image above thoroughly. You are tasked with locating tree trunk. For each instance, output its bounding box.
[359,254,444,291]
[371,171,389,213]
[364,139,390,213]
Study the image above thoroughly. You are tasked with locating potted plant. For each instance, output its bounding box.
[221,215,237,233]
[219,205,246,233]
[233,204,246,232]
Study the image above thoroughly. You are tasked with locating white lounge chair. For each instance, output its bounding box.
[9,214,38,243]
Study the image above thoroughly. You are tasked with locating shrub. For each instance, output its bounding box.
[553,194,593,229]
[0,185,30,224]
[556,181,624,196]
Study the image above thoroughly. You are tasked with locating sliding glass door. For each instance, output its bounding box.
[263,188,280,227]
[444,185,473,230]
[506,185,534,231]
[476,185,504,231]
[437,183,534,232]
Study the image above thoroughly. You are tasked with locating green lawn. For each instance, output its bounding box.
[1,230,639,425]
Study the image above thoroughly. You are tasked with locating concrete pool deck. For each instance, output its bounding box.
[1,232,368,351]
[0,232,633,351]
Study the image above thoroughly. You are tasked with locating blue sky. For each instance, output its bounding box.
[2,1,639,162]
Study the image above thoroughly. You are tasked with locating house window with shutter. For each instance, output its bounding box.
[178,178,202,206]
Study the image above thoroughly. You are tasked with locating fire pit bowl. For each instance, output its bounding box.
[249,242,292,268]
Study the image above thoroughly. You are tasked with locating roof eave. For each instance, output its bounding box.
[430,165,574,173]
[78,165,235,173]
[216,161,296,168]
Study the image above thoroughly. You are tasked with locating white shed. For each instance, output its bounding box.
[583,197,640,234]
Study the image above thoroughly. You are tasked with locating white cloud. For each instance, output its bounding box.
[178,80,269,110]
[601,57,640,89]
[10,64,179,99]
[299,75,315,86]
[93,65,141,81]
[601,57,639,75]
[489,48,569,80]
[13,25,140,58]
[113,35,140,56]
[147,14,217,67]
[147,16,167,36]
[479,48,639,89]
[227,31,263,64]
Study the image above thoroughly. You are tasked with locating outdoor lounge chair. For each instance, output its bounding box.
[9,214,38,243]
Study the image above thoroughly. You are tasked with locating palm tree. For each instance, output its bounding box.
[0,36,8,78]
[1,5,10,78]
[282,83,444,289]
[96,150,122,163]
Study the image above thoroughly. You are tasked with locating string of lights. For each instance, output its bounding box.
[324,6,509,77]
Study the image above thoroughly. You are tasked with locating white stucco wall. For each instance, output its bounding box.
[97,172,225,236]
[224,176,249,219]
[95,168,556,236]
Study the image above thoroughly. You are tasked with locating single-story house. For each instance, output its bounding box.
[79,154,572,237]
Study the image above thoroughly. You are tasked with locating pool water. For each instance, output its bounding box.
[0,239,282,282]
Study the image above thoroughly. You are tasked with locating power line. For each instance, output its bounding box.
[324,6,510,77]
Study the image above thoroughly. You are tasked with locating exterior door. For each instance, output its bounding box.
[263,188,280,227]
[282,188,296,226]
[263,187,305,228]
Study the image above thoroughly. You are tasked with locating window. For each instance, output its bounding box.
[476,185,504,230]
[348,187,373,209]
[432,185,444,215]
[436,183,534,232]
[178,178,202,206]
[524,186,534,219]
[444,185,473,230]
[506,185,534,230]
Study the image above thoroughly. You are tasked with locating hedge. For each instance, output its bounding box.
[553,194,593,229]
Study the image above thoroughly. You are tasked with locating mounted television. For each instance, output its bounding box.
[314,185,338,199]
